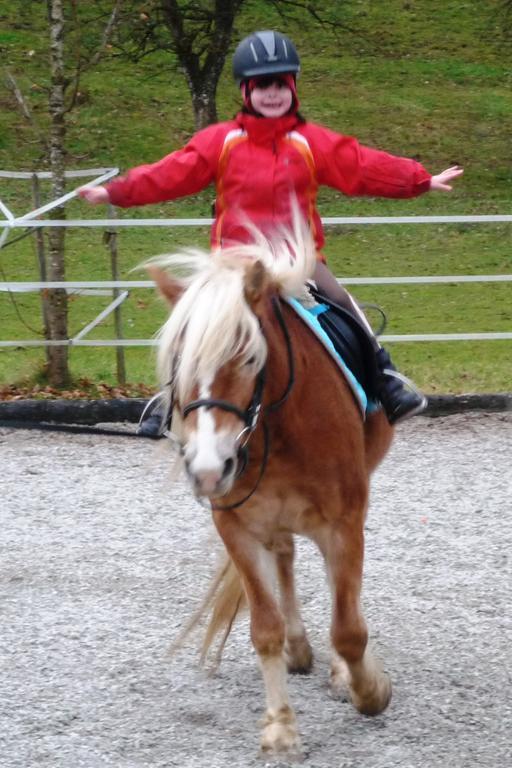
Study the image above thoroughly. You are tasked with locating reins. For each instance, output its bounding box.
[266,295,295,413]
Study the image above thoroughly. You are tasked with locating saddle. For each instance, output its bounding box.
[309,287,378,393]
[286,287,380,416]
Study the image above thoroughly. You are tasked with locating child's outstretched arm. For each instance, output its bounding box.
[77,122,228,210]
[79,186,110,204]
[429,166,464,191]
[307,124,465,200]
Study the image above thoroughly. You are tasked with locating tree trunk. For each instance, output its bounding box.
[190,79,219,130]
[160,0,242,130]
[46,0,70,387]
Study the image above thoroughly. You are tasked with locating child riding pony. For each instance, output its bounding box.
[79,30,463,434]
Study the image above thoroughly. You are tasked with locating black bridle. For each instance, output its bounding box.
[182,363,266,445]
[177,296,295,509]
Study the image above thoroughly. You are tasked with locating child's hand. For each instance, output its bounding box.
[429,166,464,192]
[78,185,110,204]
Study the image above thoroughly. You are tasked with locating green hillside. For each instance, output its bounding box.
[1,1,511,395]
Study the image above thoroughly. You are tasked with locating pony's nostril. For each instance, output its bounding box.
[223,458,235,478]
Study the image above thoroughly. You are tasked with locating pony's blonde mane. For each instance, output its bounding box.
[152,214,317,405]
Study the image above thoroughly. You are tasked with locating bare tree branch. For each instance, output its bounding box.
[87,0,123,69]
[4,69,36,124]
[65,0,123,113]
[4,69,50,152]
[262,0,384,49]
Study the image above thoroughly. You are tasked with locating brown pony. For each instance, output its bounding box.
[148,218,394,757]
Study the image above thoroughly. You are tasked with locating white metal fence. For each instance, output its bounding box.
[1,169,511,348]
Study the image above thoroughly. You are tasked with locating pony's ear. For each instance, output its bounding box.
[147,265,183,306]
[244,260,268,306]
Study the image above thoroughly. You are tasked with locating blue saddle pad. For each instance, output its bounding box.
[285,297,379,417]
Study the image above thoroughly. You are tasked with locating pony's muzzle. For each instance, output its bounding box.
[186,455,237,498]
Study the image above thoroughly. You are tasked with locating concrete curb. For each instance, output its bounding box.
[0,398,147,425]
[0,394,511,426]
[426,393,512,417]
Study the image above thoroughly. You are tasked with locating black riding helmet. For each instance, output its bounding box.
[232,30,300,83]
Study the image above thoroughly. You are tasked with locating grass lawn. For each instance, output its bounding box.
[1,0,511,395]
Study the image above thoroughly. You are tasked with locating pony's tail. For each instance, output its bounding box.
[169,556,246,671]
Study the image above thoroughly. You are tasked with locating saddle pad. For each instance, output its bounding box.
[285,296,377,417]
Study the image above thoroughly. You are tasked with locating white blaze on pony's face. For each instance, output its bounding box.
[181,373,242,498]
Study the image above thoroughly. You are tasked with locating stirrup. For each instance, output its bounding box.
[380,368,428,423]
[380,367,423,393]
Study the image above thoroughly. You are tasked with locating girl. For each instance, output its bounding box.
[80,30,463,434]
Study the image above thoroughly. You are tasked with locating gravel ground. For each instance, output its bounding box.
[1,413,511,768]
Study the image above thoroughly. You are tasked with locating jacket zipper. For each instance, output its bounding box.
[272,139,278,220]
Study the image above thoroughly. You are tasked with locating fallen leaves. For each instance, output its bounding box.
[0,379,156,401]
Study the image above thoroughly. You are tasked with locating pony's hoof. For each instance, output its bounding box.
[330,655,351,697]
[260,727,302,760]
[286,636,313,675]
[350,673,392,716]
[260,706,302,758]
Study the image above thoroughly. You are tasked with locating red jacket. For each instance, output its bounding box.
[106,112,431,251]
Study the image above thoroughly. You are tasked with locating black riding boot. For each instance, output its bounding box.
[375,347,427,424]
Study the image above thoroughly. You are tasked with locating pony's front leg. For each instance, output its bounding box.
[327,526,392,716]
[275,534,313,674]
[213,509,301,756]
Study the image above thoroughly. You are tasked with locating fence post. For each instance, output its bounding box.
[31,173,51,364]
[106,204,126,385]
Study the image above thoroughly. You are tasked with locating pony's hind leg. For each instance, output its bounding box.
[327,525,391,716]
[213,509,302,756]
[275,534,313,674]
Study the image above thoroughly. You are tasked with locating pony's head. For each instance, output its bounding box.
[148,215,316,499]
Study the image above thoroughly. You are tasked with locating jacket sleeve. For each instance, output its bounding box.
[306,124,431,199]
[105,124,227,208]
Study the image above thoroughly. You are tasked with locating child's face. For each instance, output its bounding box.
[249,78,293,118]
